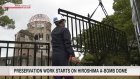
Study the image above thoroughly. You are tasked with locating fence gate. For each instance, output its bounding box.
[58,8,129,65]
[0,40,50,79]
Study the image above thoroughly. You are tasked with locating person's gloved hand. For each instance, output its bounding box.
[69,56,80,64]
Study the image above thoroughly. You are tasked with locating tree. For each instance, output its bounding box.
[100,0,139,65]
[75,23,129,65]
[77,0,139,66]
[103,0,134,41]
[0,0,22,29]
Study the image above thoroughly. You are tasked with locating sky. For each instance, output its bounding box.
[0,0,114,41]
[0,0,114,57]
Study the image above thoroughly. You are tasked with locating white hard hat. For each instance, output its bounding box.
[53,15,65,23]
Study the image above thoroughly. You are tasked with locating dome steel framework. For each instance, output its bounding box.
[29,14,50,23]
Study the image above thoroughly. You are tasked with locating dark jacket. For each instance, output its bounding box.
[51,26,75,66]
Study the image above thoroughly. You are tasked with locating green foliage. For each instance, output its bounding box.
[0,0,22,29]
[75,22,129,65]
[103,0,134,41]
[0,8,5,16]
[0,0,22,4]
[82,52,129,66]
[12,0,22,4]
[0,15,15,29]
[79,0,140,66]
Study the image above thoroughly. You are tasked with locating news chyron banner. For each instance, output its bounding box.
[0,66,139,76]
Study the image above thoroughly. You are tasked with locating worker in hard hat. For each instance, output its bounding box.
[51,15,79,79]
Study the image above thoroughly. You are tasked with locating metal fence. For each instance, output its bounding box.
[0,40,50,79]
[58,8,128,54]
[0,8,130,78]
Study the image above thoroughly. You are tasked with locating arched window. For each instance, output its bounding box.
[34,34,38,40]
[39,33,43,40]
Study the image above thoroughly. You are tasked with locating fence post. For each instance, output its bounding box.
[88,14,93,53]
[34,43,37,66]
[33,43,37,79]
[5,43,9,66]
[0,48,1,57]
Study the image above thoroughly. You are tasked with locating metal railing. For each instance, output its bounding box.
[58,8,128,54]
[0,8,130,78]
[0,40,50,79]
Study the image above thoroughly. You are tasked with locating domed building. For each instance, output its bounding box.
[15,14,52,66]
[27,14,51,43]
